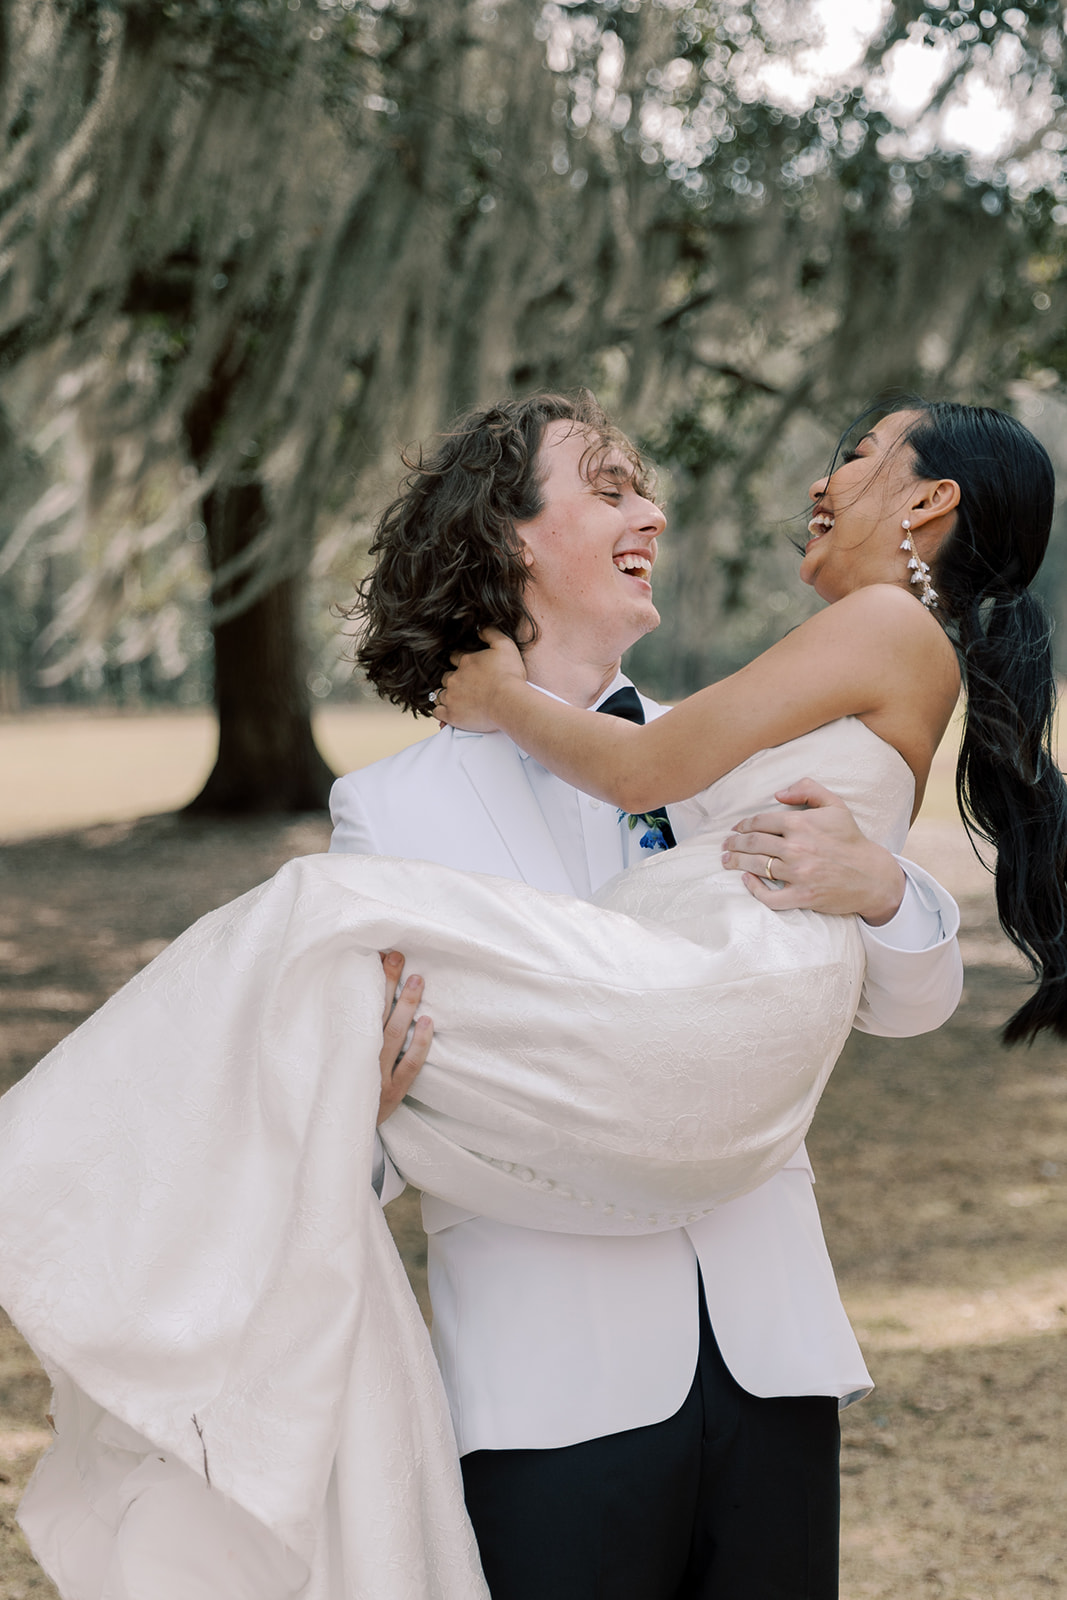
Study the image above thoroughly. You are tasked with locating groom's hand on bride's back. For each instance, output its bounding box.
[721,778,907,927]
[378,951,433,1124]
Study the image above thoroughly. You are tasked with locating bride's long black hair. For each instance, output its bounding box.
[899,401,1066,1044]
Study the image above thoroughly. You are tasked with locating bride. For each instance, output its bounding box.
[1,399,1064,1600]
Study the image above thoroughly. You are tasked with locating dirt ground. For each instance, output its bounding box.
[0,721,1065,1598]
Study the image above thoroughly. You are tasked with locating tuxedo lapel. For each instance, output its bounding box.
[456,733,575,894]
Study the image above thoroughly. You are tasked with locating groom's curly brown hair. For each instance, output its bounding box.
[352,391,653,716]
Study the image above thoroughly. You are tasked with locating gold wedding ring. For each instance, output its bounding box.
[765,856,778,881]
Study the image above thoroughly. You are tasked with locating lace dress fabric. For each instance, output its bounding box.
[0,718,912,1599]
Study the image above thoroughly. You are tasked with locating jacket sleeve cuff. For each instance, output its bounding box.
[860,858,960,954]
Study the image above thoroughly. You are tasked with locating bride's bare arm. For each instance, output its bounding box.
[436,585,958,811]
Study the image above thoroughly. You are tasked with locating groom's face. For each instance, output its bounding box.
[516,422,665,667]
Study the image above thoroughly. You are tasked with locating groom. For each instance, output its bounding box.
[331,392,962,1598]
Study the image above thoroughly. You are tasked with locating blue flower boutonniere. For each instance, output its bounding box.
[623,810,672,853]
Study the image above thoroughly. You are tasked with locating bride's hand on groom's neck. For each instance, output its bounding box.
[433,628,528,733]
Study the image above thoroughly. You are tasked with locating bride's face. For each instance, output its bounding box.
[801,410,947,603]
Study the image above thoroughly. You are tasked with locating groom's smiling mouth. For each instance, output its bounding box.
[613,551,655,585]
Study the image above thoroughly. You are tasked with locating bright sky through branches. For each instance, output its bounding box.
[759,0,1027,158]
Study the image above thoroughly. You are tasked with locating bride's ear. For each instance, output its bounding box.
[907,477,960,551]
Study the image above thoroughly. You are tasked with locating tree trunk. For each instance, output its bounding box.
[185,480,335,814]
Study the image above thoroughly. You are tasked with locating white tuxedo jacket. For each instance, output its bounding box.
[329,695,963,1454]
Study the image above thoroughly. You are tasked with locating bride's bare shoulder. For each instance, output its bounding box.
[833,582,939,625]
[784,586,960,736]
[812,584,956,660]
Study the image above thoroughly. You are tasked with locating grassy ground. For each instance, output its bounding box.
[0,708,1065,1598]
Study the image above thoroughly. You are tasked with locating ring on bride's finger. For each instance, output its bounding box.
[765,856,779,881]
[428,689,440,705]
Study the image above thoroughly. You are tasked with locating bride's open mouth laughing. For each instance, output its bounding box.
[806,511,835,549]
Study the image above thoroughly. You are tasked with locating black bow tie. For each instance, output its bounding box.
[596,685,646,725]
[596,687,676,849]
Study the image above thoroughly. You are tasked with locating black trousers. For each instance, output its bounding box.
[460,1288,840,1600]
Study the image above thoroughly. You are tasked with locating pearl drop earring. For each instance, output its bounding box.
[900,519,938,609]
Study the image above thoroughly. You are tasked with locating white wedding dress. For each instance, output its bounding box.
[0,719,913,1600]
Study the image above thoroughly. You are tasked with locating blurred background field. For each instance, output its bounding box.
[0,705,435,841]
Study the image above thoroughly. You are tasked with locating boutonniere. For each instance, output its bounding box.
[622,810,672,853]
